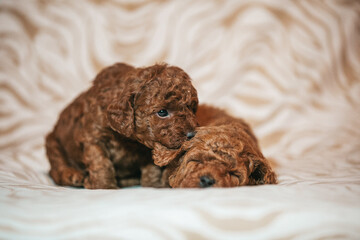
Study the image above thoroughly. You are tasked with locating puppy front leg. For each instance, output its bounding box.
[83,143,117,189]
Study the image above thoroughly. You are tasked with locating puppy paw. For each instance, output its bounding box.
[83,174,118,189]
[50,168,85,187]
[66,169,85,186]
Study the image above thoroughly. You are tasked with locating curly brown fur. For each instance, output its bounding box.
[46,62,198,189]
[152,105,277,188]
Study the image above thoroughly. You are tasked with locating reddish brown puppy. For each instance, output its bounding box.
[46,63,198,189]
[152,105,277,188]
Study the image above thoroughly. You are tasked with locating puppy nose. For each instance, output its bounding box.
[199,175,215,188]
[186,131,196,139]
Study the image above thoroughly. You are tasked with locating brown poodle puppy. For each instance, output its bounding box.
[152,105,277,188]
[46,63,198,189]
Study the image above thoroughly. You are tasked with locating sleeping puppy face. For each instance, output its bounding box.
[153,125,277,188]
[107,64,199,149]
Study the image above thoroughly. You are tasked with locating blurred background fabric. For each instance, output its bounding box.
[0,0,359,239]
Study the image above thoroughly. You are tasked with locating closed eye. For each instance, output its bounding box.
[187,159,201,164]
[228,172,244,185]
[230,171,242,179]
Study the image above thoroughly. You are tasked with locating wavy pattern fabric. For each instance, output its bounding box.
[1,0,360,239]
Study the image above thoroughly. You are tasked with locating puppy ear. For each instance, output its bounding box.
[107,94,135,138]
[248,157,277,185]
[152,143,185,167]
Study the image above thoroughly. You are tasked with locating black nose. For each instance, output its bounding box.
[199,175,215,188]
[186,131,196,139]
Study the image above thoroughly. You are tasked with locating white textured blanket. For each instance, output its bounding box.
[1,0,359,239]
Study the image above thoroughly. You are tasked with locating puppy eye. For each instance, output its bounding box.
[188,159,201,163]
[157,109,169,118]
[230,172,242,179]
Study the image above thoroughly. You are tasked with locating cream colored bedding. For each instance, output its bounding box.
[1,0,360,239]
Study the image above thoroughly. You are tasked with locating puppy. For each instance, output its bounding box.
[46,63,198,189]
[152,105,277,188]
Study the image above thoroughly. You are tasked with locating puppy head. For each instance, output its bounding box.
[153,125,277,188]
[107,63,198,149]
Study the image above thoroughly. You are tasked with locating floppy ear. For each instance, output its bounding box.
[107,94,135,138]
[248,157,277,185]
[152,143,185,167]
